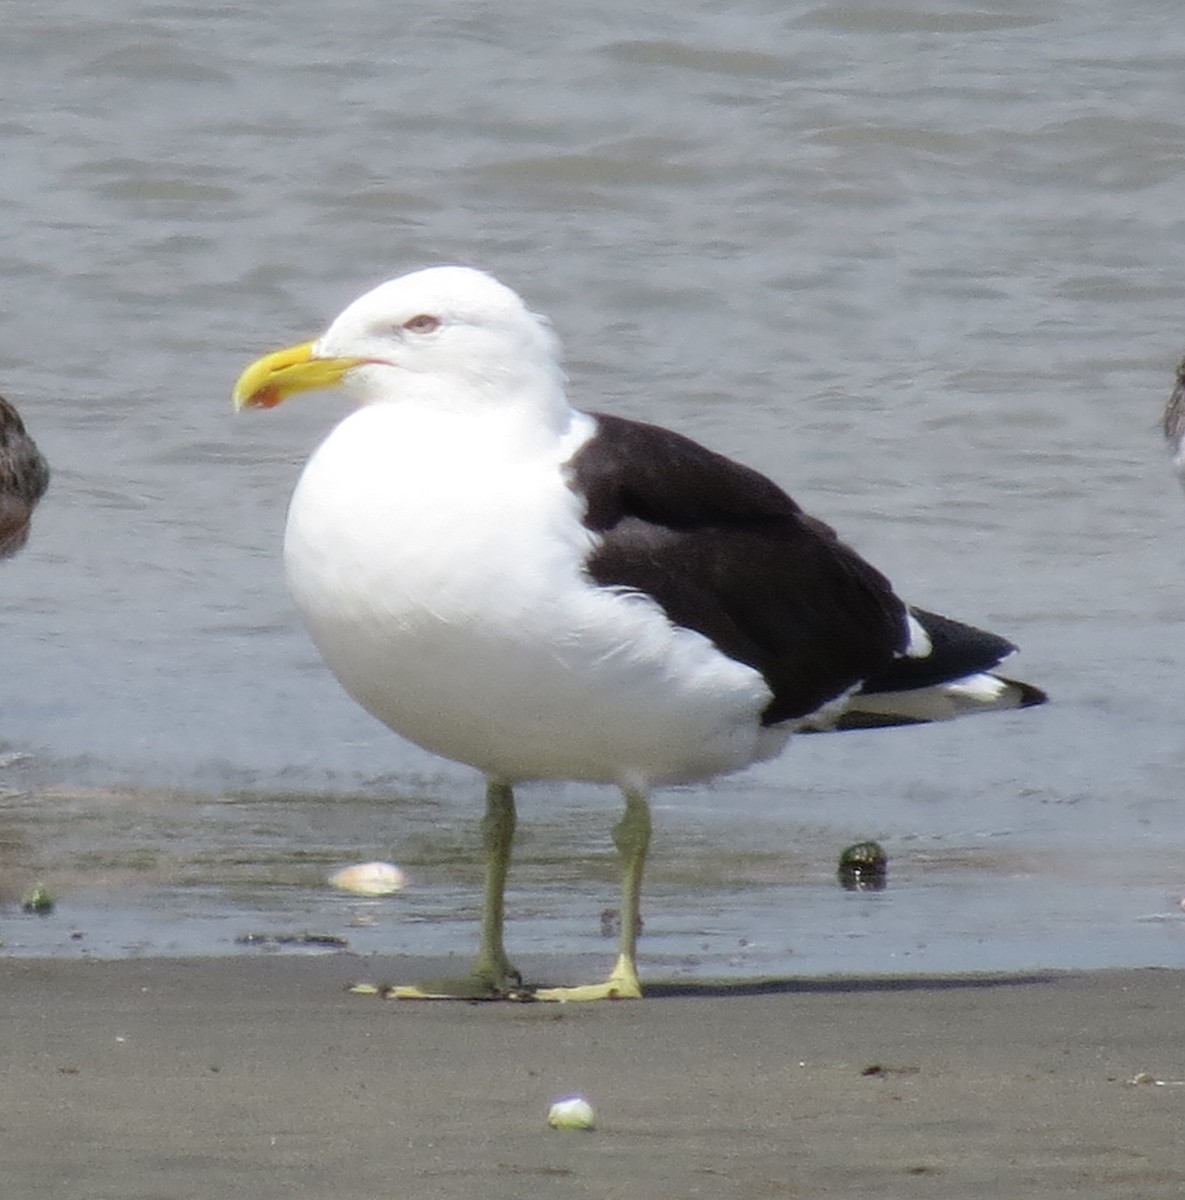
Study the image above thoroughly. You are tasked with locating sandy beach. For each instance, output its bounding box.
[4,955,1184,1199]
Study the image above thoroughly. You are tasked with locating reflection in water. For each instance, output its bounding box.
[2,784,1183,975]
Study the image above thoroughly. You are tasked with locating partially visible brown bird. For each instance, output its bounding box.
[0,396,49,558]
[1164,358,1185,487]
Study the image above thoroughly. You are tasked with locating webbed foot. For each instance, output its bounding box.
[348,968,531,1001]
[532,955,643,1002]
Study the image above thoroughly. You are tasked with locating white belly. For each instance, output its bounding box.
[282,405,783,788]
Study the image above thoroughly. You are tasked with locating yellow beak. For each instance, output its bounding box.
[232,341,367,411]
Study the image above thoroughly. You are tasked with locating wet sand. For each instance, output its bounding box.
[5,955,1185,1199]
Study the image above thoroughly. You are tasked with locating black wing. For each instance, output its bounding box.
[859,608,1017,695]
[567,413,908,725]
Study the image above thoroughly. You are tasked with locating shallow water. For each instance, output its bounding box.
[2,0,1185,975]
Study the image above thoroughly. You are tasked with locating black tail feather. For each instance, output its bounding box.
[858,607,1019,696]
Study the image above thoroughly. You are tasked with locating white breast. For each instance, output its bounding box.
[283,403,782,788]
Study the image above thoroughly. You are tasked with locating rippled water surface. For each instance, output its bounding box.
[2,0,1185,975]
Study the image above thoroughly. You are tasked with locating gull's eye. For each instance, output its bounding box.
[402,313,441,334]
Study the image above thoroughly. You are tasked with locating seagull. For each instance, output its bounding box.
[233,266,1045,1001]
[1164,356,1185,484]
[0,395,49,558]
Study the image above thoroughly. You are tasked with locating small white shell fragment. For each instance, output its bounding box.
[548,1097,596,1130]
[327,861,407,896]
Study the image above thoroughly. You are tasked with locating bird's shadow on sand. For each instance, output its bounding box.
[636,971,1061,1000]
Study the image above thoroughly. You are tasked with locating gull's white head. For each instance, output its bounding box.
[233,266,564,415]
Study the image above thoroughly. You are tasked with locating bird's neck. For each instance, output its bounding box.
[359,372,579,452]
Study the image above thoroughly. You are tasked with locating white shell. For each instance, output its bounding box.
[548,1097,596,1130]
[327,861,407,896]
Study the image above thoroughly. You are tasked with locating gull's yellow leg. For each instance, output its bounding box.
[535,787,650,1001]
[381,780,523,1000]
[472,779,521,989]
